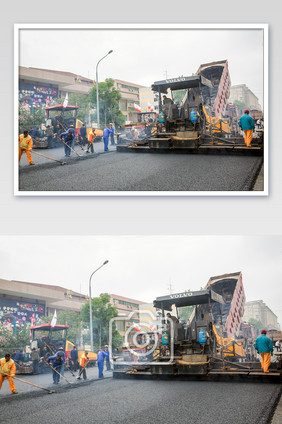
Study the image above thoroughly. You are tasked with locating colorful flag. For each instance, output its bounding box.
[63,93,68,108]
[133,322,141,332]
[51,310,57,328]
[134,103,141,112]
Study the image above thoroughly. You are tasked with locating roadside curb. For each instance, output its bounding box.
[270,388,282,423]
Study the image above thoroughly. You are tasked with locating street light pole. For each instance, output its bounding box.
[96,50,113,130]
[89,260,109,352]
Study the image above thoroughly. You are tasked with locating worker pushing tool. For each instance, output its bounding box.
[19,130,34,165]
[86,128,95,153]
[77,351,88,380]
[47,353,64,384]
[0,353,18,394]
[59,129,77,157]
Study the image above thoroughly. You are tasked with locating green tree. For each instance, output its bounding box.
[81,293,123,351]
[0,326,31,357]
[248,318,265,332]
[89,78,125,128]
[233,100,248,114]
[19,105,45,134]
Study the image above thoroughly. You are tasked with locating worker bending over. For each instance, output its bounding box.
[47,353,63,384]
[255,329,273,373]
[0,353,18,394]
[19,130,34,165]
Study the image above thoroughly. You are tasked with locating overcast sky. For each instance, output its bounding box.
[0,236,280,324]
[19,27,264,107]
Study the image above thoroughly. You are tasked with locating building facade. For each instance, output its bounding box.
[139,87,159,113]
[113,79,145,123]
[243,300,280,330]
[19,66,93,109]
[0,278,88,329]
[109,294,146,338]
[229,84,261,111]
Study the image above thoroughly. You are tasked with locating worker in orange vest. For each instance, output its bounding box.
[0,353,18,394]
[77,351,88,380]
[86,129,95,153]
[19,130,34,165]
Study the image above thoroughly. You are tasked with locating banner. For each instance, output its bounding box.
[0,297,45,328]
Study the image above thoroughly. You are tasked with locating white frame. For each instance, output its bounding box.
[14,23,268,196]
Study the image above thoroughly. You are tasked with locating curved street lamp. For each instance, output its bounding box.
[89,260,109,352]
[96,50,113,129]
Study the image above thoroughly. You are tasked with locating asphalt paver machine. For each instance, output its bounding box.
[113,273,280,381]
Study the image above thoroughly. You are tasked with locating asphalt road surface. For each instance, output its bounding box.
[18,144,262,192]
[0,378,280,424]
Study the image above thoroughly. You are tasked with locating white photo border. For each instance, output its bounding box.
[14,23,268,197]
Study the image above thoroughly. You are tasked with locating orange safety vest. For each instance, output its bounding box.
[80,353,88,368]
[19,134,33,150]
[0,358,16,376]
[88,131,94,143]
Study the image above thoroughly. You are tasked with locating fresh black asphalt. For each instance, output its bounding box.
[19,150,263,192]
[0,378,280,424]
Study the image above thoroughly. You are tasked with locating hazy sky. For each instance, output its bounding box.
[0,236,280,324]
[19,27,264,106]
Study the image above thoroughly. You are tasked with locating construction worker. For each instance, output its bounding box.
[109,124,115,145]
[47,353,63,384]
[77,351,88,380]
[71,346,79,371]
[14,349,24,362]
[97,348,109,378]
[104,346,111,371]
[60,129,74,157]
[255,329,273,373]
[86,128,95,153]
[103,125,114,152]
[239,109,255,147]
[19,130,34,165]
[0,354,18,394]
[31,348,40,374]
[55,347,65,375]
[80,124,87,146]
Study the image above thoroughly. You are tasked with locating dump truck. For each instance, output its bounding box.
[65,340,97,367]
[113,272,280,381]
[117,60,263,155]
